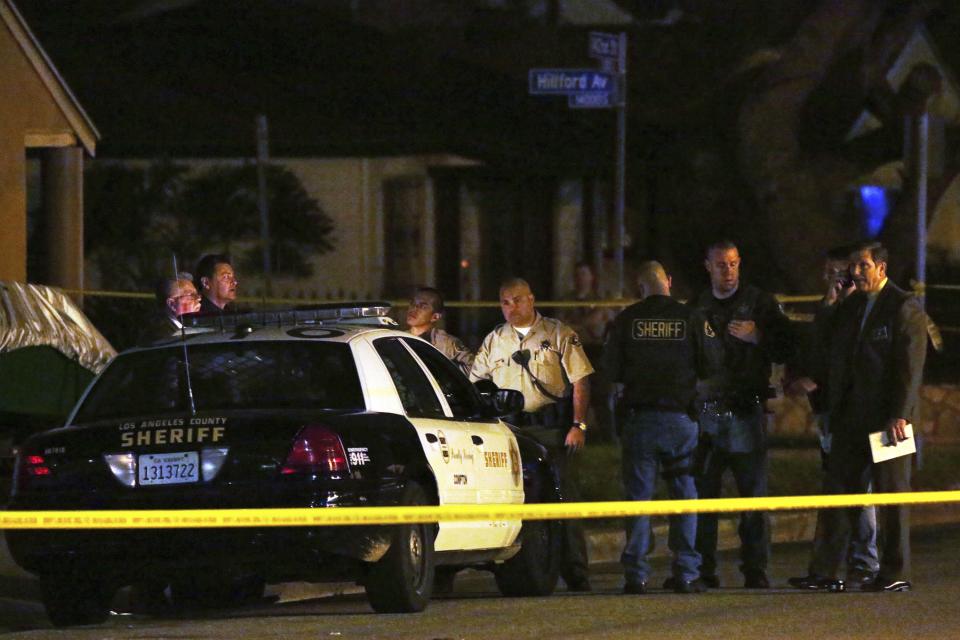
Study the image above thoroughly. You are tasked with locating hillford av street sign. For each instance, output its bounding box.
[528,69,616,96]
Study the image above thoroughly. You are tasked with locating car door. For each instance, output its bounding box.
[371,337,479,551]
[402,338,523,550]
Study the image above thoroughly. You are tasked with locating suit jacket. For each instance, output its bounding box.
[824,280,926,440]
[137,312,180,346]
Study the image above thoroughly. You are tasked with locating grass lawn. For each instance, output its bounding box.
[577,441,960,502]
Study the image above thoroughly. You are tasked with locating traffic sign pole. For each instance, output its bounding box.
[613,32,627,299]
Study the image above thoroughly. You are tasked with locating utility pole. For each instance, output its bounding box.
[255,114,272,296]
[915,110,928,310]
[613,32,627,299]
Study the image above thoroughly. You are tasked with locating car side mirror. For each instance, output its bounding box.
[474,380,524,417]
[492,389,525,416]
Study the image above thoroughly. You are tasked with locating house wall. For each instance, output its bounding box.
[0,17,76,282]
[97,154,477,300]
[246,154,474,299]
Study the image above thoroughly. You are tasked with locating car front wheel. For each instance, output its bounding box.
[494,518,561,596]
[365,481,435,613]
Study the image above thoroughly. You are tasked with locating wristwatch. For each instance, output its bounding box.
[573,421,588,432]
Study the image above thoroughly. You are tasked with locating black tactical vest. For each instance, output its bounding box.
[605,295,698,411]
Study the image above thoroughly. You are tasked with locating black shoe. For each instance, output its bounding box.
[566,577,592,592]
[623,581,648,595]
[743,572,770,589]
[861,578,911,592]
[700,574,720,589]
[787,575,846,592]
[846,570,877,589]
[673,578,708,594]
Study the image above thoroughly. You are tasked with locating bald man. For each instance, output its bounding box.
[603,261,706,594]
[471,277,594,592]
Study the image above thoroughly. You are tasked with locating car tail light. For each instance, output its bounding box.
[13,453,52,495]
[23,455,51,476]
[281,425,349,476]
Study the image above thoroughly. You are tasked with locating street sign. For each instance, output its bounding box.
[529,69,616,95]
[588,32,620,60]
[569,92,615,109]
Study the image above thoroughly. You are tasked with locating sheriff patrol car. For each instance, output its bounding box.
[7,303,562,627]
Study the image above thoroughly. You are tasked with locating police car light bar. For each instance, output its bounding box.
[184,302,394,330]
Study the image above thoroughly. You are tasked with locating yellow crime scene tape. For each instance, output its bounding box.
[3,491,960,529]
[60,289,830,308]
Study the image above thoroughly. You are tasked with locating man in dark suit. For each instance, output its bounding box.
[808,241,927,592]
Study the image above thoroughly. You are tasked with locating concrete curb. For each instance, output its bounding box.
[586,502,960,565]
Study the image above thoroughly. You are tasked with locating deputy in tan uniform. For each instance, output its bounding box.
[470,277,594,592]
[406,286,474,376]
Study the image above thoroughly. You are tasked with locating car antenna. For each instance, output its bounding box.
[172,254,197,416]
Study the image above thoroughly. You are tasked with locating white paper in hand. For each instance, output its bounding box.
[869,423,916,463]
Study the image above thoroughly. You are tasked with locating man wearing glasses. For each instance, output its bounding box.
[139,272,202,344]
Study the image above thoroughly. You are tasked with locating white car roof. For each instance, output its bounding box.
[129,302,416,350]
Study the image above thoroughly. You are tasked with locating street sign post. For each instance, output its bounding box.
[527,32,629,297]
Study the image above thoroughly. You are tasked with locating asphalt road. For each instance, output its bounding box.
[3,524,960,639]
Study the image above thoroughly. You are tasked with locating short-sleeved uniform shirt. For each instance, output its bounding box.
[422,327,475,377]
[470,312,594,413]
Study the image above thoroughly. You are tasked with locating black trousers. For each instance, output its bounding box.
[694,446,770,578]
[809,437,912,582]
[511,400,590,584]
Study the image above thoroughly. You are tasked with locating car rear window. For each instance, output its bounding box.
[74,342,364,421]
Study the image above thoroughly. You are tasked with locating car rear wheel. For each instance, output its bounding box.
[365,481,435,613]
[494,518,561,597]
[40,573,112,627]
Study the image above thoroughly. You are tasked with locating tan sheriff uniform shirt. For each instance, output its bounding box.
[470,313,594,413]
[422,327,475,377]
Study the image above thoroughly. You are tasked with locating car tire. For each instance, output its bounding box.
[365,481,435,613]
[40,573,112,627]
[494,518,561,597]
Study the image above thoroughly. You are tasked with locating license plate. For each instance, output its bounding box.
[138,452,199,486]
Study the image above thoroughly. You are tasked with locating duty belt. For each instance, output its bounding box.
[703,394,763,413]
[625,400,687,413]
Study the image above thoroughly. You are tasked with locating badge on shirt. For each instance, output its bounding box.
[704,320,717,338]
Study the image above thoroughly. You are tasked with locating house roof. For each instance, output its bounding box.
[2,0,99,154]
